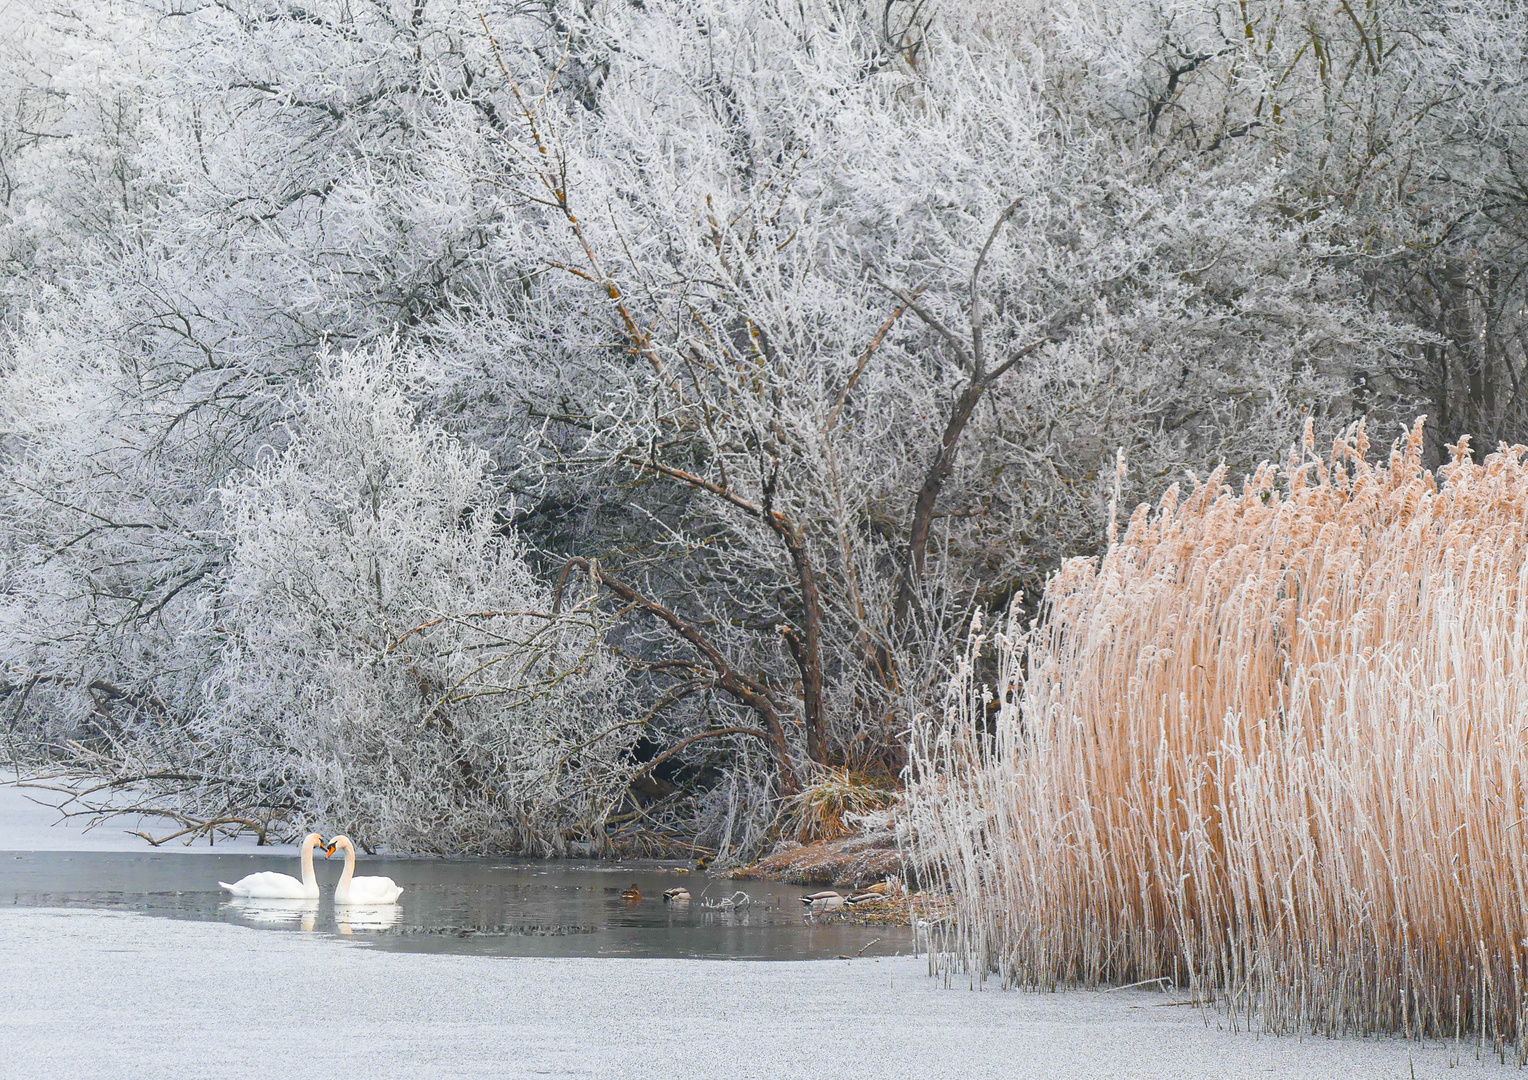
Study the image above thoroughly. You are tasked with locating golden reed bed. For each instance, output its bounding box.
[907,420,1528,1054]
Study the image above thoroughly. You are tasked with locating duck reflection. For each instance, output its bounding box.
[336,904,400,934]
[225,896,319,931]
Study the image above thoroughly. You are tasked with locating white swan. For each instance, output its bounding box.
[219,833,324,899]
[327,835,403,905]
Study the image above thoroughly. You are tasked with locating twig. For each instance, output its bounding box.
[1105,977,1173,993]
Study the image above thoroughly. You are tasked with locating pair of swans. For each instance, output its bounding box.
[219,833,403,905]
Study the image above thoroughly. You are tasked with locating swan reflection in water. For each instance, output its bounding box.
[336,904,400,934]
[225,896,319,931]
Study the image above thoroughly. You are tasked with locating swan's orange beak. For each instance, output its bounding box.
[323,845,335,858]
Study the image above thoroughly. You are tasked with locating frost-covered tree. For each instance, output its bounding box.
[4,350,634,851]
[446,0,1407,807]
[3,0,1525,854]
[209,352,634,852]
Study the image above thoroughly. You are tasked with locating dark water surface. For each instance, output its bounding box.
[0,851,910,959]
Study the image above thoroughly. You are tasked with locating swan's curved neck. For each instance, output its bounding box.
[299,837,318,890]
[337,842,355,893]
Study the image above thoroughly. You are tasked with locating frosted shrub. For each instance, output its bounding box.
[907,420,1528,1049]
[207,353,634,853]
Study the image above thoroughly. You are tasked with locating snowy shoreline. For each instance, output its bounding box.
[1,906,1517,1080]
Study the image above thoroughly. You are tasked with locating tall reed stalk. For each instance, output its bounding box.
[906,420,1528,1051]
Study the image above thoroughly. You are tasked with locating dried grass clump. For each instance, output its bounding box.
[777,767,899,845]
[906,420,1528,1051]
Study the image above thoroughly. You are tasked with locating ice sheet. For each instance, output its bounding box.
[0,906,1515,1080]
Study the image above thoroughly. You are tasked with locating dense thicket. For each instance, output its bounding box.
[2,0,1525,853]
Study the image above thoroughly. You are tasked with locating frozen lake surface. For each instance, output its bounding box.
[3,906,1521,1080]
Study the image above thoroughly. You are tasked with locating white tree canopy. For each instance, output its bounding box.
[2,0,1523,853]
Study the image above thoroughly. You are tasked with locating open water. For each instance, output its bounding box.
[0,850,910,959]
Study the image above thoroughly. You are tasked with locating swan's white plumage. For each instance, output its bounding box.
[329,835,403,905]
[337,875,404,905]
[219,833,324,899]
[218,870,309,899]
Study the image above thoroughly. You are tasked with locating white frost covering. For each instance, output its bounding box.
[0,907,1516,1080]
[206,353,635,852]
[2,354,636,854]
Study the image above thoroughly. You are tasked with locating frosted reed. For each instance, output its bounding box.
[906,420,1528,1051]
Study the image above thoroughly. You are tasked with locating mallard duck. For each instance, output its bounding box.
[847,881,893,904]
[800,889,845,910]
[662,887,691,903]
[620,883,642,903]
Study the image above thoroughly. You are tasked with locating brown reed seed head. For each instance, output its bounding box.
[907,419,1528,1050]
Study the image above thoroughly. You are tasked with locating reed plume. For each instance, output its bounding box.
[906,419,1528,1052]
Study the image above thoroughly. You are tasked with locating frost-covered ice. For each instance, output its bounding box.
[0,907,1517,1080]
[0,773,293,854]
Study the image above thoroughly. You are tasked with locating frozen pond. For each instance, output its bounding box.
[0,850,909,959]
